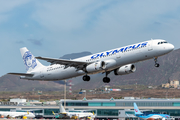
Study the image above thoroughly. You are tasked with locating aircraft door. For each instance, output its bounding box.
[148,40,153,51]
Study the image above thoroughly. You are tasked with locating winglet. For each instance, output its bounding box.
[134,103,143,115]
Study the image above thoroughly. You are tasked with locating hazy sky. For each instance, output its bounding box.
[0,0,180,76]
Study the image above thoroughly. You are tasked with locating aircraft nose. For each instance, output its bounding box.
[168,44,174,51]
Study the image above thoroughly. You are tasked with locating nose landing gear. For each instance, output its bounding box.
[154,57,160,67]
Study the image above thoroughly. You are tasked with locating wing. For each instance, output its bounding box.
[36,56,89,69]
[8,73,34,77]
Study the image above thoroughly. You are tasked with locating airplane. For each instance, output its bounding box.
[0,111,35,118]
[8,39,174,83]
[55,103,95,119]
[134,102,170,119]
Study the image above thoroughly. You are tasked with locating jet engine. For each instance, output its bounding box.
[85,59,117,73]
[114,64,136,75]
[103,59,116,70]
[86,61,106,73]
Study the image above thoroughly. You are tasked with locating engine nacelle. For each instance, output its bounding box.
[114,64,136,75]
[103,59,116,70]
[86,61,106,73]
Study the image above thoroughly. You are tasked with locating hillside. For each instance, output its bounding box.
[0,49,180,91]
[0,74,64,91]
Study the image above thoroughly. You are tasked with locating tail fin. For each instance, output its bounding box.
[60,103,66,113]
[134,103,143,115]
[20,47,44,73]
[52,111,55,115]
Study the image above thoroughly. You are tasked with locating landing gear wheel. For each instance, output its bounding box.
[103,77,110,83]
[83,75,90,81]
[154,57,160,67]
[155,63,160,67]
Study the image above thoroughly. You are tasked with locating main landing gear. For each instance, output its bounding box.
[154,57,160,67]
[103,77,110,83]
[82,75,90,81]
[82,72,111,83]
[103,72,111,83]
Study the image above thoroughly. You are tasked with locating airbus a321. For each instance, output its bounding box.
[9,39,174,83]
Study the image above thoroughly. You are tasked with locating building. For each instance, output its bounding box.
[162,83,170,88]
[1,98,180,119]
[60,98,180,119]
[10,98,26,104]
[162,80,179,88]
[170,80,179,88]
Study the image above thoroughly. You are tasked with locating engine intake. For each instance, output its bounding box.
[114,64,136,75]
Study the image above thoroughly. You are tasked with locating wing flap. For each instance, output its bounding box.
[8,73,34,77]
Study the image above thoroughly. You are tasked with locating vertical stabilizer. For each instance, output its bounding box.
[20,47,44,73]
[60,103,66,113]
[134,103,143,115]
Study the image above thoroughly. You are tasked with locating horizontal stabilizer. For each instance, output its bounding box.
[8,73,34,77]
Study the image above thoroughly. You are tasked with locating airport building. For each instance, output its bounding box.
[60,98,180,119]
[1,98,180,119]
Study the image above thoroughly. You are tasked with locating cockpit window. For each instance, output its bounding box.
[158,41,168,45]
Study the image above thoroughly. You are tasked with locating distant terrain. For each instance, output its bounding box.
[0,86,179,101]
[0,49,180,91]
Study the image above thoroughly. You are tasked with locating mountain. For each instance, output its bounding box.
[0,74,64,91]
[0,49,180,91]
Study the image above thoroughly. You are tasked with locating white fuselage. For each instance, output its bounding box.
[0,111,35,118]
[23,39,174,81]
[66,112,94,118]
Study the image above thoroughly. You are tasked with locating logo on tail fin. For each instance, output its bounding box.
[135,109,138,112]
[23,51,37,71]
